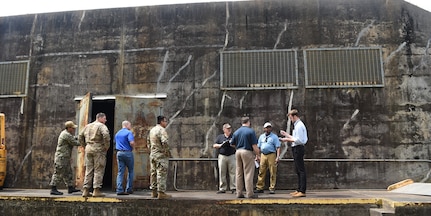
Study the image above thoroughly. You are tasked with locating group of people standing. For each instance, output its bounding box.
[48,108,307,200]
[49,113,172,199]
[214,109,308,198]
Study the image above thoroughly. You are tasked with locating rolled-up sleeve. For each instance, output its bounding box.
[293,121,308,146]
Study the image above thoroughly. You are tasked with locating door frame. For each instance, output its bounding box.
[74,93,166,190]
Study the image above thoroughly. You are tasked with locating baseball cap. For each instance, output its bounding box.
[65,121,78,128]
[223,123,232,129]
[263,122,272,128]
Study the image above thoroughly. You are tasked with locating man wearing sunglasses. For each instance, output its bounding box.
[254,122,281,194]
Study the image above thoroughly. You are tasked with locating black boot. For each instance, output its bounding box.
[50,186,63,195]
[68,186,80,194]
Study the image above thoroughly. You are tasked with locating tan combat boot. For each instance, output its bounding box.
[92,188,106,197]
[151,189,158,198]
[157,191,172,199]
[82,188,90,197]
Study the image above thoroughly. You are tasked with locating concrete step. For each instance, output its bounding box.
[369,208,395,216]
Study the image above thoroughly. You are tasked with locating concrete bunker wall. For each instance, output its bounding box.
[0,0,431,189]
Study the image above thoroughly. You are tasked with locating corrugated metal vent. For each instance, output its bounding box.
[0,61,29,97]
[220,50,298,90]
[304,47,384,88]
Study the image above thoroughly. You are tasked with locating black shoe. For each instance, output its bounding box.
[216,190,226,194]
[254,189,264,193]
[231,189,236,194]
[247,194,258,199]
[237,194,245,198]
[51,191,63,195]
[126,190,133,194]
[68,186,80,194]
[269,190,275,194]
[50,186,63,195]
[117,192,129,195]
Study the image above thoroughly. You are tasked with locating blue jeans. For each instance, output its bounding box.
[116,151,134,193]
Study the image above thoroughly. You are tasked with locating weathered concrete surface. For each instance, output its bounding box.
[1,188,431,216]
[0,0,431,190]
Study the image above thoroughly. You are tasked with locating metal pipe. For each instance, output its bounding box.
[170,158,217,161]
[170,158,431,163]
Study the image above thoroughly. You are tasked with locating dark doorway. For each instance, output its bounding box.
[91,100,115,190]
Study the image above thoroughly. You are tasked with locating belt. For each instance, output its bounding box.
[219,153,235,156]
[116,149,132,152]
[263,152,275,155]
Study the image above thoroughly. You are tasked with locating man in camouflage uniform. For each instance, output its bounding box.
[49,121,81,195]
[79,112,111,197]
[148,115,171,199]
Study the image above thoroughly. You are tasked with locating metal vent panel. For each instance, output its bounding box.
[221,50,298,90]
[304,48,384,88]
[0,61,29,97]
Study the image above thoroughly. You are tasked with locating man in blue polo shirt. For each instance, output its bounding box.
[231,116,260,199]
[115,120,135,195]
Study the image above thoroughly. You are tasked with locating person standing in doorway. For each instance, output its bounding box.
[49,121,81,195]
[213,123,236,194]
[280,109,308,197]
[148,115,172,199]
[115,120,135,195]
[254,122,281,194]
[79,112,111,197]
[230,116,260,199]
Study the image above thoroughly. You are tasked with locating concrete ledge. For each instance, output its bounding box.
[1,189,431,216]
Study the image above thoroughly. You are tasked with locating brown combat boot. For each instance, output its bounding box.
[151,189,158,198]
[157,191,172,199]
[82,187,90,197]
[92,188,105,197]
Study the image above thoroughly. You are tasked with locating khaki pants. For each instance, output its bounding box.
[218,154,236,191]
[235,149,255,198]
[256,153,277,191]
[83,151,106,189]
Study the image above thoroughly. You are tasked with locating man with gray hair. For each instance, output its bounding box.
[213,123,236,194]
[115,120,135,195]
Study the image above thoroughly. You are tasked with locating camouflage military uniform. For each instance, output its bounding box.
[79,120,110,189]
[49,129,80,187]
[148,124,170,192]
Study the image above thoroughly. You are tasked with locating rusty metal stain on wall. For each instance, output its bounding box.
[114,96,164,189]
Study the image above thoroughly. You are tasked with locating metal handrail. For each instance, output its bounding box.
[170,158,431,162]
[170,158,431,191]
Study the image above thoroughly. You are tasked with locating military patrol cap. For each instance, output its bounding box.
[65,121,78,128]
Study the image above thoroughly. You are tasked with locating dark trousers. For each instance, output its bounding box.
[292,145,306,193]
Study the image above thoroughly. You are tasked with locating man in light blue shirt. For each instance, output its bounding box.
[280,109,308,197]
[255,122,281,194]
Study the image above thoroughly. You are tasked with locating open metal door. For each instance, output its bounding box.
[113,96,164,190]
[74,92,92,188]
